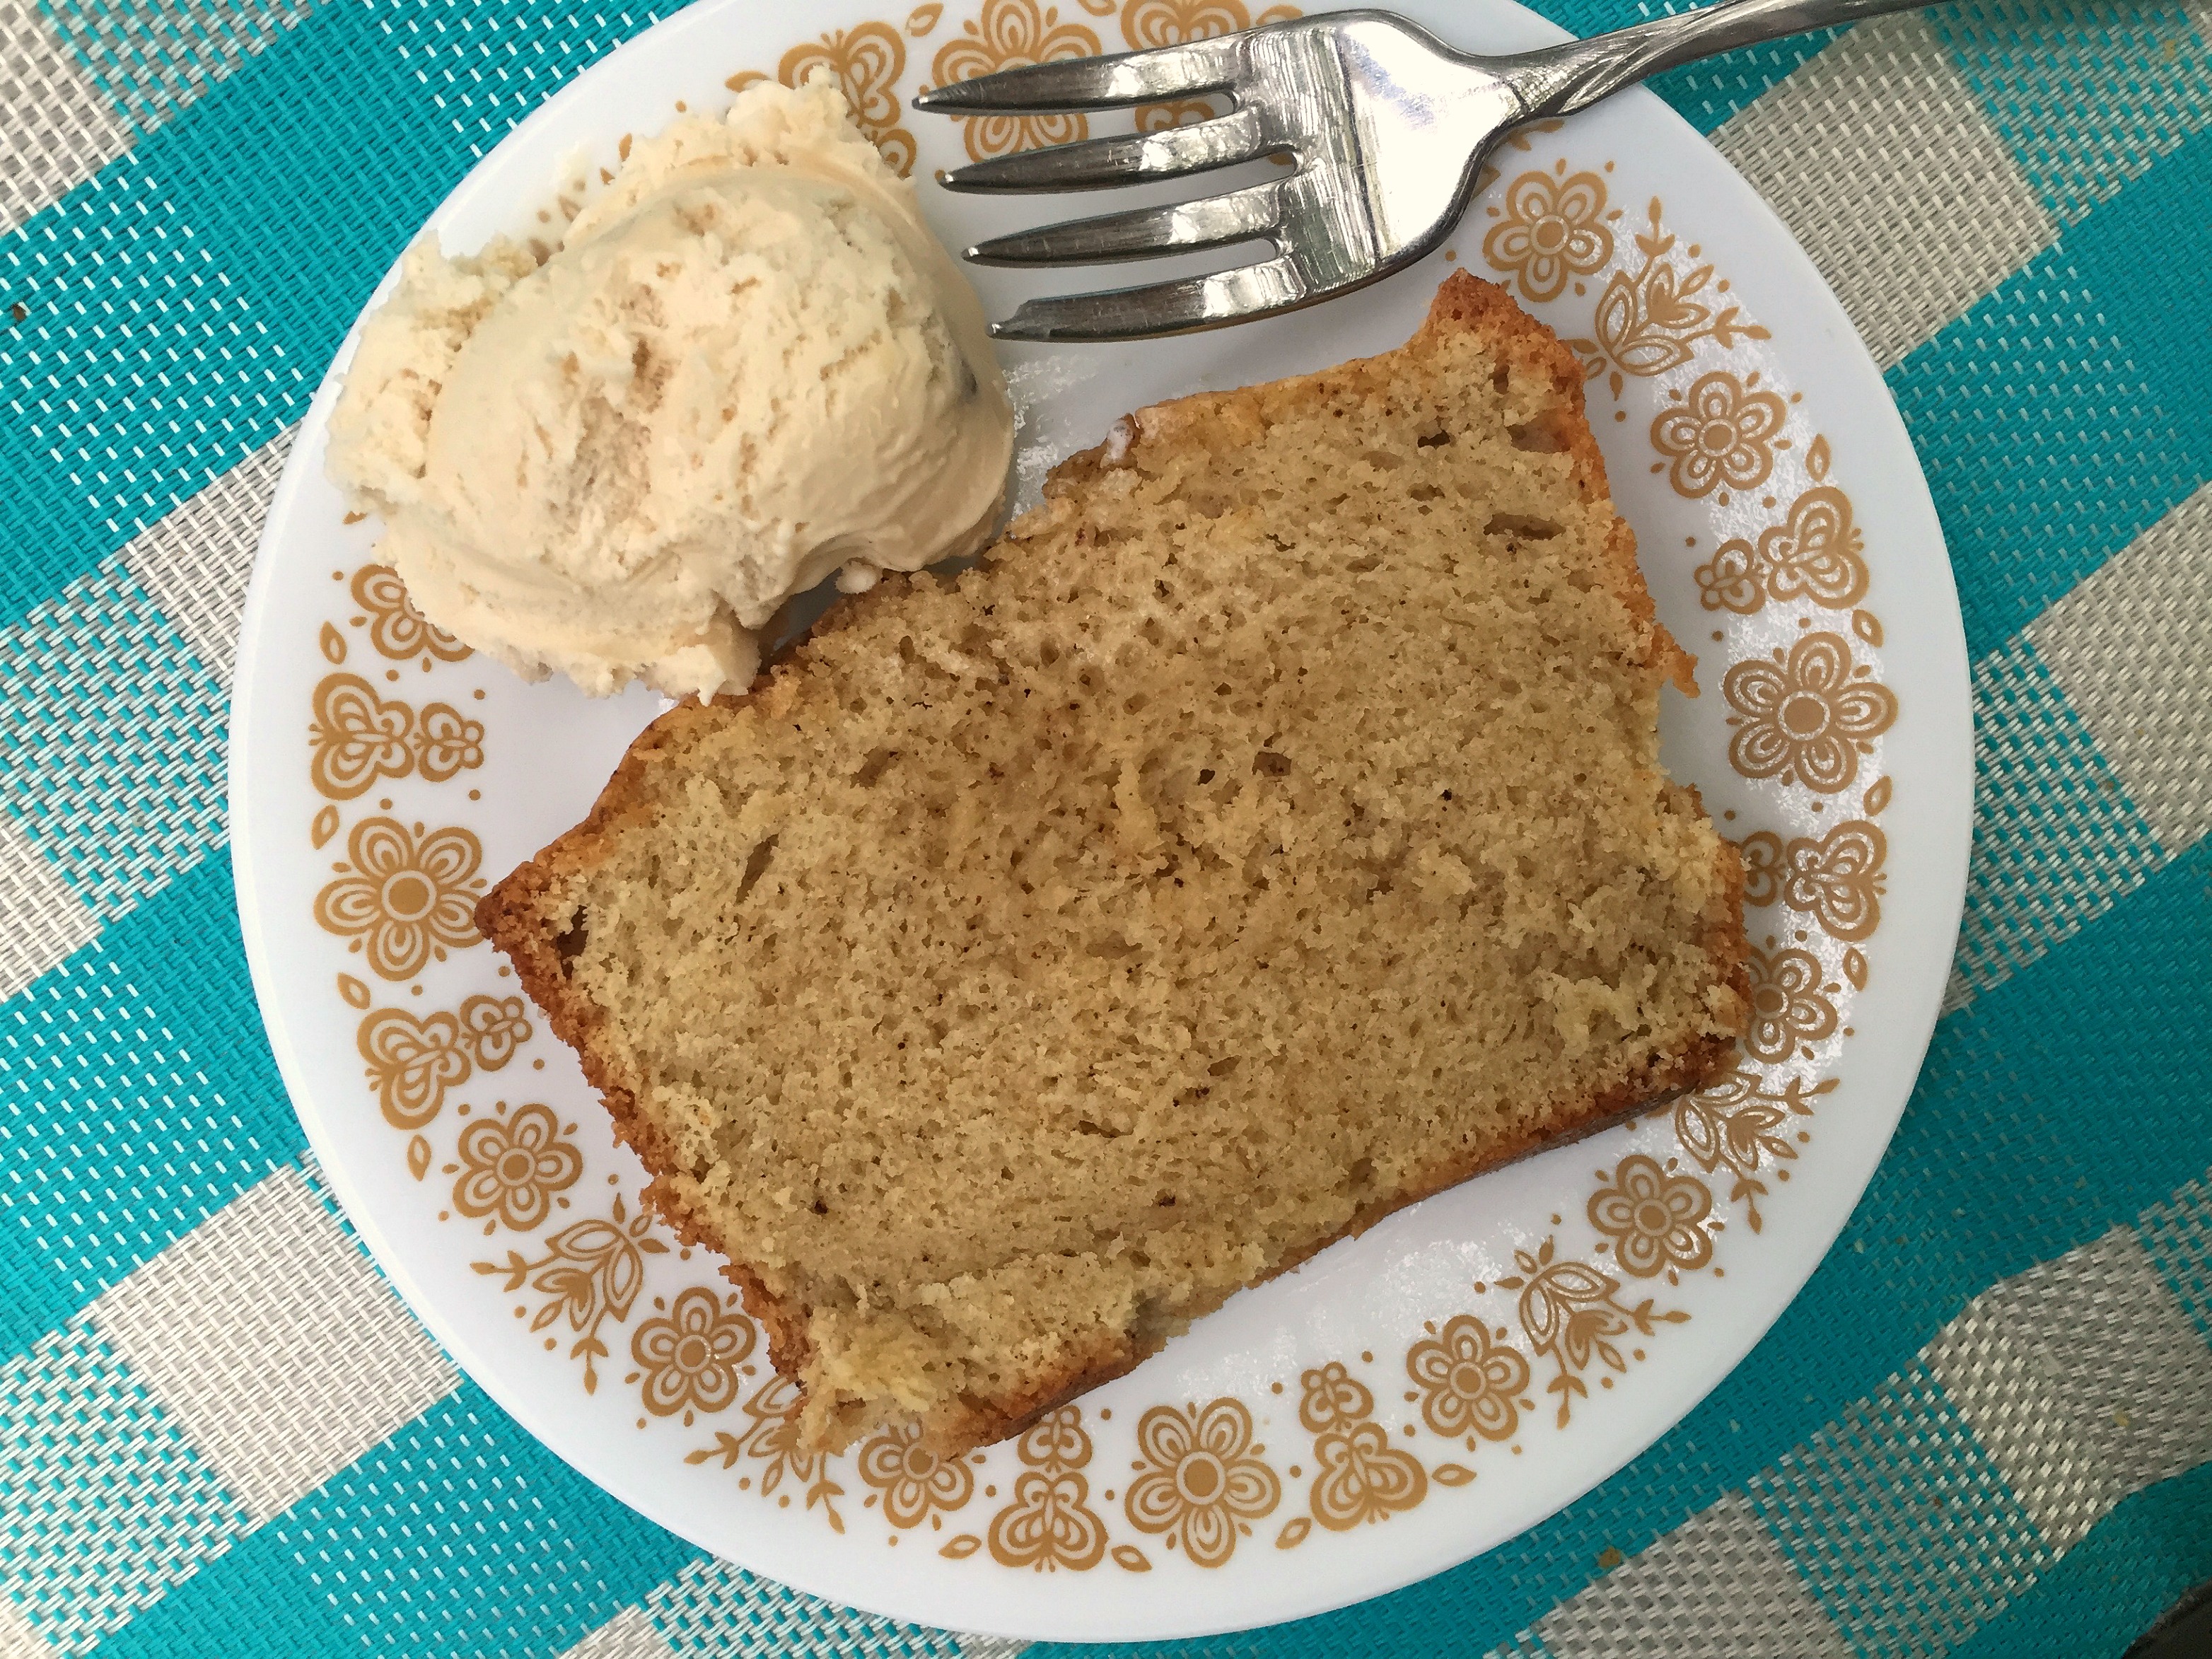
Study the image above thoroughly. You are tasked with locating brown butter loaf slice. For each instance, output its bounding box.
[477,272,1750,1457]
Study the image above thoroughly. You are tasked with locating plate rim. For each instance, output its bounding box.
[227,0,1973,1638]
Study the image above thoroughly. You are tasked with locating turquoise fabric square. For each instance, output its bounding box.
[1522,0,1687,35]
[1885,243,2197,660]
[648,1559,967,1659]
[245,1382,701,1656]
[0,554,227,921]
[91,1515,370,1659]
[0,161,298,626]
[378,0,694,156]
[1931,0,2212,225]
[1950,634,2167,997]
[1747,1362,2054,1659]
[1839,836,2212,1307]
[0,857,300,1362]
[0,1322,249,1655]
[2051,120,2212,472]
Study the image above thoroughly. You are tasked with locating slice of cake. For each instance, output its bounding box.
[477,272,1749,1457]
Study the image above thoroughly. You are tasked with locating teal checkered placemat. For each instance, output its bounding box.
[3,1,2209,1654]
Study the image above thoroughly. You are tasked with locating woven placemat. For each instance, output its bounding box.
[2,1,2209,1655]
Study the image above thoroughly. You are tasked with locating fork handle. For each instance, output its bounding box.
[1500,0,1938,122]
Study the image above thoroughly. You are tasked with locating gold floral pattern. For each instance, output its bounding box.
[417,706,486,779]
[1123,1399,1279,1567]
[309,673,405,796]
[771,24,918,174]
[298,74,1904,1574]
[1651,369,1788,499]
[1121,0,1251,39]
[356,994,527,1129]
[1296,1362,1426,1531]
[450,1102,584,1233]
[629,1285,755,1424]
[858,1420,974,1530]
[310,673,485,799]
[1674,1070,1834,1230]
[473,1194,667,1392]
[1404,1315,1529,1446]
[1739,832,1784,906]
[986,1407,1107,1569]
[1482,162,1614,304]
[359,1008,470,1129]
[1566,197,1770,394]
[349,564,470,665]
[932,0,1103,161]
[688,1374,847,1528]
[1723,633,1898,794]
[1587,1153,1713,1282]
[459,994,532,1065]
[314,817,485,981]
[1695,486,1868,615]
[1498,1238,1687,1426]
[1741,820,1887,941]
[1742,945,1841,1064]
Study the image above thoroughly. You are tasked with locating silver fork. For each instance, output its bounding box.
[914,0,1933,341]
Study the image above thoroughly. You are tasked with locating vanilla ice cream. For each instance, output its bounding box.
[325,76,1014,700]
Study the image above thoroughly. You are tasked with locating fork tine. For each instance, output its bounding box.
[913,38,1242,115]
[939,109,1268,193]
[989,257,1308,342]
[966,180,1281,267]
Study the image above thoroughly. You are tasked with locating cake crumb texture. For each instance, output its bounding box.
[478,272,1749,1457]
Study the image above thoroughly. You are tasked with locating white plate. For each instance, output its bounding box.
[229,0,1972,1641]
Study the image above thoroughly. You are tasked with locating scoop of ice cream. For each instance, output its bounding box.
[326,76,1013,700]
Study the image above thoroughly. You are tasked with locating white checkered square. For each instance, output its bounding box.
[2028,482,2212,858]
[1540,1493,1851,1659]
[0,1593,59,1659]
[1926,1226,2212,1549]
[0,1323,247,1655]
[0,815,98,1003]
[89,1161,458,1524]
[122,428,295,691]
[1714,13,2056,368]
[0,5,130,235]
[561,1605,678,1659]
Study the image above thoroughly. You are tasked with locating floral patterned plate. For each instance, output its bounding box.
[228,0,1972,1639]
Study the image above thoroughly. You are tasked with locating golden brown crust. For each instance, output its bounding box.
[475,270,1749,1455]
[476,767,827,1380]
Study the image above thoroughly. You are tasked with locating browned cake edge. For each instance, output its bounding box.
[475,270,1751,1453]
